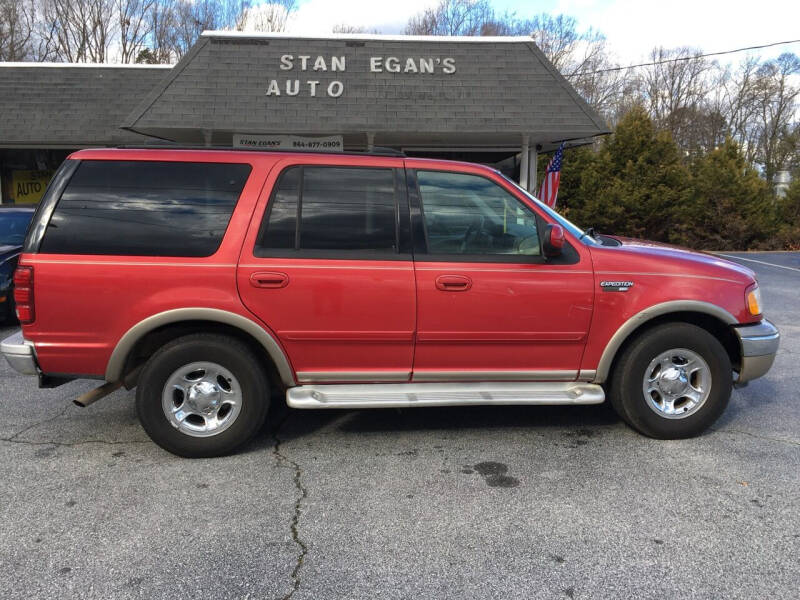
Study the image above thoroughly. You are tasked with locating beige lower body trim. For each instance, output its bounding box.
[296,371,411,383]
[298,370,580,384]
[412,370,577,382]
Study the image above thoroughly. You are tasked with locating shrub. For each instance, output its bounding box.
[555,108,790,250]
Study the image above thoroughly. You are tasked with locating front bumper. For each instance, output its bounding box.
[733,319,780,383]
[1,331,38,376]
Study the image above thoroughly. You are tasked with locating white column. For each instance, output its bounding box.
[366,133,375,151]
[520,135,530,190]
[528,146,538,193]
[202,130,213,147]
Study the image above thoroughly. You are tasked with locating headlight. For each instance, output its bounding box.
[746,285,763,316]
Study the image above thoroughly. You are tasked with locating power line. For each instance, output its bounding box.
[566,38,800,77]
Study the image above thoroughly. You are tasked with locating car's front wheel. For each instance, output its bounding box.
[136,333,270,457]
[609,323,732,439]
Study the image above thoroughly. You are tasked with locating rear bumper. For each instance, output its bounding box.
[1,331,38,376]
[733,320,780,383]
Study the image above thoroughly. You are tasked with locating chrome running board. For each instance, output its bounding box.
[286,381,605,409]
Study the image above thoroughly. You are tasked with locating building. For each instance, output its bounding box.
[774,170,792,198]
[0,63,169,204]
[0,32,609,204]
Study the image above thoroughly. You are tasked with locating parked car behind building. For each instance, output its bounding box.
[0,205,36,323]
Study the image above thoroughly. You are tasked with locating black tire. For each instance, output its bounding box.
[608,323,732,439]
[136,333,270,458]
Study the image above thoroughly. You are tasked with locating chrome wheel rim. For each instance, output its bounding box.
[643,348,711,419]
[162,361,242,437]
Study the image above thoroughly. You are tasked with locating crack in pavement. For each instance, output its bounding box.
[4,402,73,442]
[0,437,151,448]
[1,402,150,448]
[272,414,309,600]
[11,397,315,599]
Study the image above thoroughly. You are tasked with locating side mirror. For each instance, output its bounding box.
[543,224,565,258]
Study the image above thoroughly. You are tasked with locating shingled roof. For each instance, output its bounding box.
[123,32,609,149]
[0,63,171,147]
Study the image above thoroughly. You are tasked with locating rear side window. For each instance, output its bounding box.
[256,166,399,256]
[39,160,251,257]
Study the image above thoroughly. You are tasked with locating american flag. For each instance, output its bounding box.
[539,143,565,209]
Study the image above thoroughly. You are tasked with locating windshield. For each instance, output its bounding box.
[498,173,600,245]
[0,211,34,246]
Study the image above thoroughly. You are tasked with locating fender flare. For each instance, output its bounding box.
[105,307,296,387]
[593,300,737,384]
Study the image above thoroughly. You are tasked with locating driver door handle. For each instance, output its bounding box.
[435,275,472,292]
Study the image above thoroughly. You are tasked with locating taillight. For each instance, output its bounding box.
[13,266,34,324]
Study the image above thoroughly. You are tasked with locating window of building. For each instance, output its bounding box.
[39,160,251,257]
[417,170,541,257]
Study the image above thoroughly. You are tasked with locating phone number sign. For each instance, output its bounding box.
[233,134,343,152]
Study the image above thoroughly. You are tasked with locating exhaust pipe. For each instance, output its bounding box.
[73,366,143,408]
[74,381,122,408]
[73,365,144,408]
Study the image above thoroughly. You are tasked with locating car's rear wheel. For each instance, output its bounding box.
[136,333,270,457]
[609,323,732,439]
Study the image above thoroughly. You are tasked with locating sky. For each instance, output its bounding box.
[285,0,800,65]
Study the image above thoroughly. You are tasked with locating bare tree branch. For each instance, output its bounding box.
[0,0,36,61]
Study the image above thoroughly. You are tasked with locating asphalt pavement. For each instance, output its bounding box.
[0,252,797,599]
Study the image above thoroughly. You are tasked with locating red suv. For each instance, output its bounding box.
[1,148,780,457]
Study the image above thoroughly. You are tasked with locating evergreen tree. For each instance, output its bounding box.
[776,177,800,249]
[687,139,775,250]
[557,107,693,245]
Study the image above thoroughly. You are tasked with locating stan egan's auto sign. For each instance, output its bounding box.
[266,54,457,98]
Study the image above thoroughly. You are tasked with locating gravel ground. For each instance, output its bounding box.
[0,251,797,599]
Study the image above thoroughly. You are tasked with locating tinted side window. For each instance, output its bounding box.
[257,166,398,254]
[260,166,300,250]
[40,161,251,257]
[417,171,541,257]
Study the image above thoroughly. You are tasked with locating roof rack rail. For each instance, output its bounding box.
[113,142,406,158]
[369,146,405,157]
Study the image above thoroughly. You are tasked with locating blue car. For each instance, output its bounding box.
[0,206,36,323]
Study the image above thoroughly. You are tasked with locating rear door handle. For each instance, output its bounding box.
[250,271,289,289]
[435,275,472,292]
